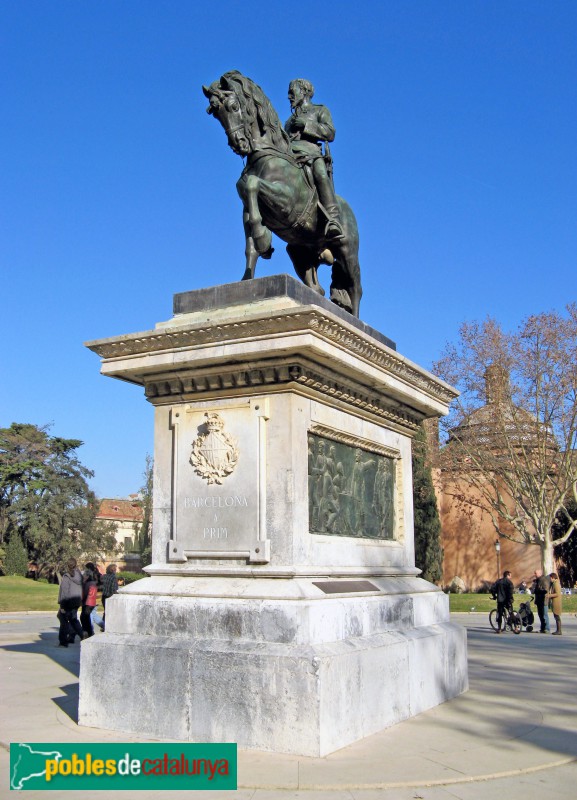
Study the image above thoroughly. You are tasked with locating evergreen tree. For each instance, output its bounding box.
[412,423,444,583]
[0,423,119,573]
[133,454,153,566]
[4,531,28,576]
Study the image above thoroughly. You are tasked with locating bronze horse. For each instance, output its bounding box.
[203,71,362,317]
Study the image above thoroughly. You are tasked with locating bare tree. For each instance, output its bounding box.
[434,306,577,573]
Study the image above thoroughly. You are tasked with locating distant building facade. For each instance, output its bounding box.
[425,365,544,591]
[96,495,144,572]
[435,471,540,590]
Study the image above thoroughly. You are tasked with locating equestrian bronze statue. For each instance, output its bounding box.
[203,71,362,317]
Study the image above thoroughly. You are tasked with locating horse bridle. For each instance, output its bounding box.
[223,121,246,138]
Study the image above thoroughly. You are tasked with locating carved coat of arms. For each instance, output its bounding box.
[190,412,239,484]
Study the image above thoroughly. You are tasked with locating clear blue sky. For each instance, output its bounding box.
[1,2,575,498]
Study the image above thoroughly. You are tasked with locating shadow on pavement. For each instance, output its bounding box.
[0,628,81,679]
[430,617,577,761]
[53,682,80,724]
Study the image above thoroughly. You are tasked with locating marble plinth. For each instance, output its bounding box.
[79,275,467,755]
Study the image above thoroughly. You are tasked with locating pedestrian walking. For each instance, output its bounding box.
[90,606,105,631]
[101,563,119,628]
[533,569,551,633]
[57,558,84,647]
[80,563,100,638]
[548,572,563,635]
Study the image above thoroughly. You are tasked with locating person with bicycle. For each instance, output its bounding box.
[493,570,514,634]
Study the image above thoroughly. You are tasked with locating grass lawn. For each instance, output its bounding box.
[2,575,577,616]
[448,591,577,614]
[0,575,59,611]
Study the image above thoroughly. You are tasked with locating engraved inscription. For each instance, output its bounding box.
[203,527,228,539]
[181,494,251,547]
[308,433,395,539]
[184,496,248,508]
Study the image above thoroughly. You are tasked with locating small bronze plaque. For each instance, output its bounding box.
[312,580,380,594]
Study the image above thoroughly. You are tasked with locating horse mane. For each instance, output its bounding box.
[222,71,290,154]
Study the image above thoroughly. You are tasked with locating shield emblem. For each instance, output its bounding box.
[190,413,239,484]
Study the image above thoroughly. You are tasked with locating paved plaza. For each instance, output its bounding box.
[1,611,575,799]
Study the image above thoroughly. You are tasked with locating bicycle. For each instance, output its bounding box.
[489,605,522,634]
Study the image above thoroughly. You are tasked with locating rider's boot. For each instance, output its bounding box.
[313,159,345,241]
[323,204,345,241]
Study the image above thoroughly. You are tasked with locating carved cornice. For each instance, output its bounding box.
[144,360,422,433]
[294,369,421,431]
[308,424,401,459]
[87,311,314,359]
[86,307,456,407]
[307,316,456,404]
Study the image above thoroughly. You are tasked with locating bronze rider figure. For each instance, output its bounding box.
[285,79,344,241]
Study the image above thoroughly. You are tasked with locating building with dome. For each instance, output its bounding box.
[434,365,544,590]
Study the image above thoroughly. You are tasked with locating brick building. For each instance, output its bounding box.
[427,367,542,590]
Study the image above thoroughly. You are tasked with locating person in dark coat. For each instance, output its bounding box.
[532,569,551,633]
[493,570,514,633]
[100,563,119,629]
[57,558,84,647]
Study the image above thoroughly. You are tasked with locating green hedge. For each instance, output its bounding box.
[116,571,148,585]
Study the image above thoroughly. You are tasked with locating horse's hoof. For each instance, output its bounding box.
[261,246,274,260]
[319,248,334,265]
[330,288,353,314]
[306,283,325,297]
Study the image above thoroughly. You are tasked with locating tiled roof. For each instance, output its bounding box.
[97,497,144,522]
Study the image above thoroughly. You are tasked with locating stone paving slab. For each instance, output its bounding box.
[1,611,576,799]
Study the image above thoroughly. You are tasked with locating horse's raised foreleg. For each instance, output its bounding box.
[241,209,275,281]
[245,175,272,256]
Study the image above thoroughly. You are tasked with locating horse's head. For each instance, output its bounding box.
[203,71,290,158]
[203,72,254,157]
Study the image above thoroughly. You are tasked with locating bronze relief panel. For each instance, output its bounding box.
[307,433,396,540]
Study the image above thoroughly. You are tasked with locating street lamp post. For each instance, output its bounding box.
[494,538,501,579]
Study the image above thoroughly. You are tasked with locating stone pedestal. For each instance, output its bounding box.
[79,275,467,756]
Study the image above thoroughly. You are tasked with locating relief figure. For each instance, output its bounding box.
[307,434,395,540]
